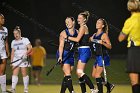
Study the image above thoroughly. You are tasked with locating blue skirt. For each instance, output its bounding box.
[78,47,91,63]
[94,55,110,67]
[56,50,74,66]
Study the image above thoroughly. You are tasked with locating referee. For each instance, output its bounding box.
[31,39,46,85]
[118,0,140,93]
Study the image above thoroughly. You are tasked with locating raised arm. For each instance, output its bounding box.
[68,26,85,42]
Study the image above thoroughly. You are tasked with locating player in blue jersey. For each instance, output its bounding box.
[66,11,98,93]
[90,18,114,93]
[57,17,77,93]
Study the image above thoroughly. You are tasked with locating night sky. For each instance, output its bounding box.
[0,0,130,55]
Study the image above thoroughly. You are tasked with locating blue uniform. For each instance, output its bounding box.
[92,32,110,66]
[78,34,91,63]
[56,28,77,66]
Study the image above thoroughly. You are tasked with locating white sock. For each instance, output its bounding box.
[0,74,6,92]
[12,75,18,89]
[23,75,29,90]
[90,89,94,91]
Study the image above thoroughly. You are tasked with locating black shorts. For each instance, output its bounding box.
[126,47,140,73]
[32,66,43,71]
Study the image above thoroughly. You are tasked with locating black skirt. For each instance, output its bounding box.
[126,46,140,73]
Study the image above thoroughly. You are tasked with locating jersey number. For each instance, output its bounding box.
[93,43,96,51]
[1,35,6,41]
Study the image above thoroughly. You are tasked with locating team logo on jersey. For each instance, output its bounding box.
[0,32,7,41]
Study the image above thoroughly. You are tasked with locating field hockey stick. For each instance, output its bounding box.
[46,60,61,76]
[47,40,59,47]
[101,45,107,84]
[10,57,23,64]
[102,57,107,84]
[11,56,28,70]
[12,60,24,70]
[46,49,75,76]
[46,43,76,76]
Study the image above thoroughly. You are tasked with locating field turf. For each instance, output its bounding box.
[5,58,131,93]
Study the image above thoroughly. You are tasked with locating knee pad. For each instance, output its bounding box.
[77,69,85,77]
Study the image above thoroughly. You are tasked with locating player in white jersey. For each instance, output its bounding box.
[0,13,10,93]
[9,26,32,93]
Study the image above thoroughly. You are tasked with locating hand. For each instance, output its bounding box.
[99,40,103,44]
[58,57,62,63]
[22,54,27,61]
[64,35,69,41]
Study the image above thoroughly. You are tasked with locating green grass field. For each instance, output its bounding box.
[6,84,131,93]
[5,58,132,93]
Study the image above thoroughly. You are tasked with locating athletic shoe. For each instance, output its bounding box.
[107,84,115,93]
[91,88,99,93]
[2,91,9,93]
[71,91,75,93]
[6,89,16,93]
[24,89,28,93]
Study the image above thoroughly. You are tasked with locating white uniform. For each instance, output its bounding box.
[0,27,8,59]
[11,37,30,67]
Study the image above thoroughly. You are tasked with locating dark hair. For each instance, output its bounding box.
[127,0,140,12]
[79,11,90,22]
[65,16,75,26]
[66,16,75,22]
[14,26,21,33]
[98,18,109,34]
[35,38,41,45]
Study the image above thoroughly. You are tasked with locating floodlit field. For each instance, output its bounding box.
[6,84,131,93]
[5,58,131,93]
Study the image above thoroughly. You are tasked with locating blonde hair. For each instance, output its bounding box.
[0,13,4,17]
[98,18,109,34]
[127,0,140,12]
[14,26,21,34]
[79,11,90,23]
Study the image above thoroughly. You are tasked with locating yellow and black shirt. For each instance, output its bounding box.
[122,12,140,47]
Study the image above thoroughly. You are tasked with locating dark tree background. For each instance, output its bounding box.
[0,0,130,55]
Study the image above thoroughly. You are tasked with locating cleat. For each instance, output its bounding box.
[6,89,16,93]
[91,88,99,93]
[24,89,28,93]
[107,84,115,93]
